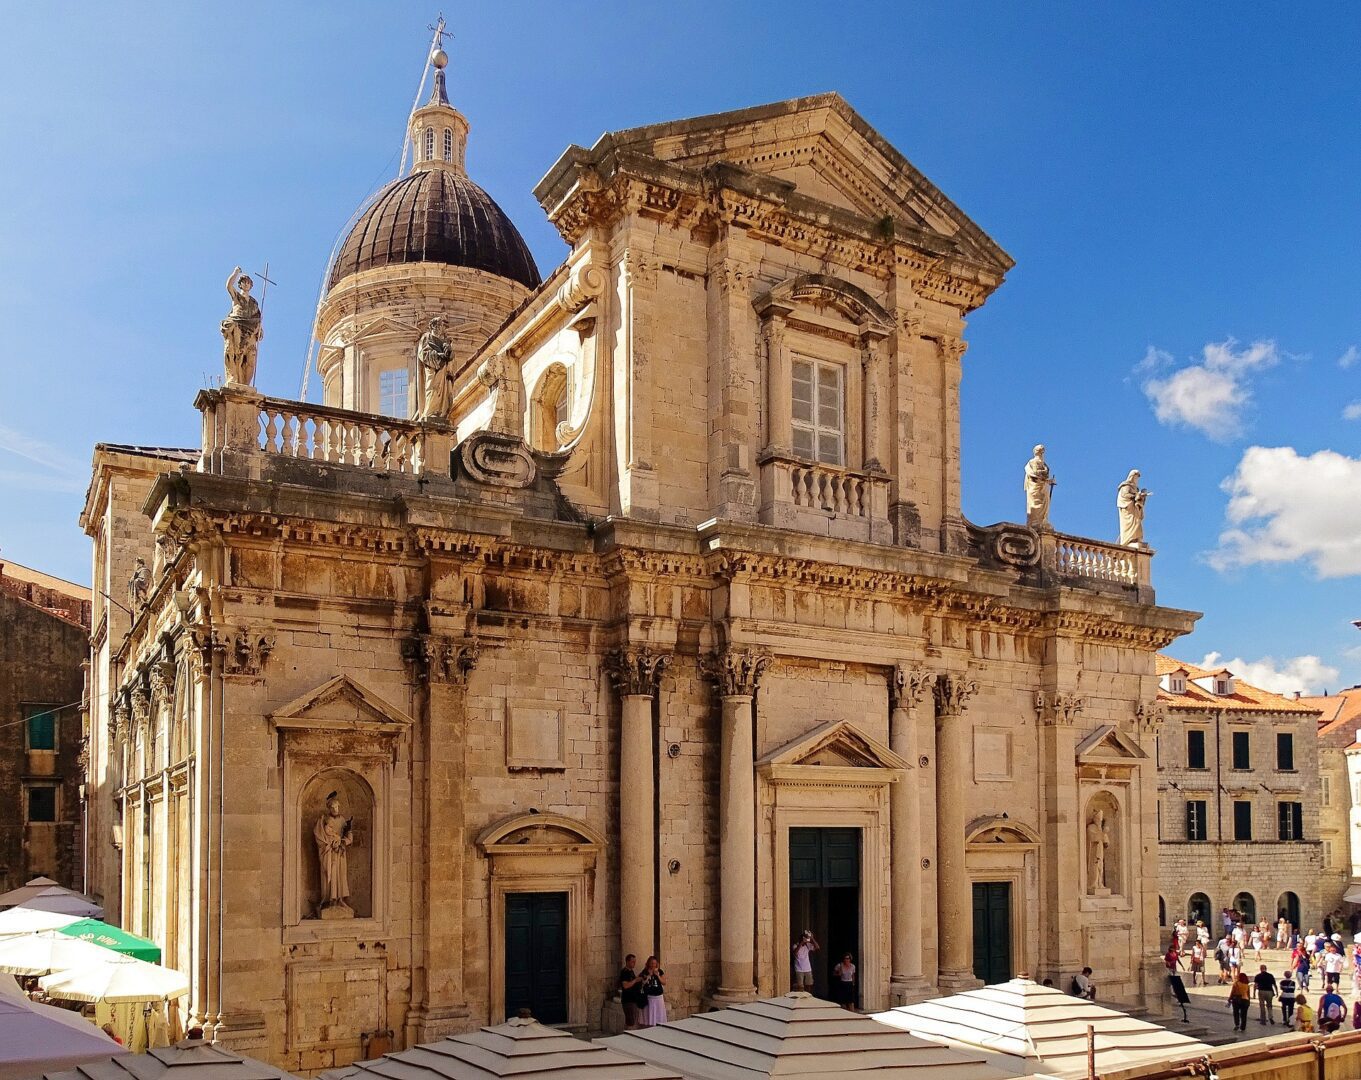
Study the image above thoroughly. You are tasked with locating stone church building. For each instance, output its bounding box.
[81,43,1196,1073]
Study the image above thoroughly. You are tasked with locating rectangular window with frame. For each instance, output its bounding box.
[1324,839,1335,867]
[24,704,56,751]
[26,785,57,824]
[1277,801,1304,841]
[1231,730,1250,770]
[1322,775,1332,806]
[1186,800,1208,841]
[1186,729,1207,769]
[378,368,409,418]
[1276,732,1295,771]
[1232,799,1253,841]
[790,356,844,466]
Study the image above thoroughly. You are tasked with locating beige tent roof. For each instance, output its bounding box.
[43,1042,300,1080]
[873,979,1209,1078]
[321,1015,681,1080]
[597,992,1013,1079]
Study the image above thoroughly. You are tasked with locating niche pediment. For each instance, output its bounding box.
[757,719,907,784]
[1076,724,1147,779]
[270,675,412,738]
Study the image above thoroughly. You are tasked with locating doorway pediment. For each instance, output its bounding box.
[269,674,412,737]
[757,719,907,785]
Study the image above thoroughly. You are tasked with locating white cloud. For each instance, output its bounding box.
[1343,401,1361,421]
[1200,651,1340,697]
[1340,345,1360,369]
[1141,338,1281,441]
[1209,446,1361,577]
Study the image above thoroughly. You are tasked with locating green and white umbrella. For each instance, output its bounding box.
[39,953,189,1004]
[57,919,161,963]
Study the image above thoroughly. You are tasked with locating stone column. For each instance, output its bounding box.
[707,648,771,1004]
[933,672,980,993]
[936,336,968,555]
[607,647,669,961]
[405,633,478,1041]
[890,666,935,1004]
[1037,689,1084,985]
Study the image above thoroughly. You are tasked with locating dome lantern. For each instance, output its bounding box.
[408,48,469,175]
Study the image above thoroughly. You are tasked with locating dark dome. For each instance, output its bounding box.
[328,169,541,291]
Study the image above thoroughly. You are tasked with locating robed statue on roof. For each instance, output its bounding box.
[417,316,455,421]
[221,267,263,387]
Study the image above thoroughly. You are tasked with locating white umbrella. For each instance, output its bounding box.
[40,953,189,1004]
[12,889,103,919]
[0,931,113,976]
[0,907,79,936]
[0,993,125,1080]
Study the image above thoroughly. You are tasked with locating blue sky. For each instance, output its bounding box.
[1,3,1357,692]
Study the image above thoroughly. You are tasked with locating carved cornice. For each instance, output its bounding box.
[622,251,659,291]
[932,674,979,717]
[890,667,936,711]
[404,634,479,684]
[605,647,670,697]
[704,648,773,698]
[1035,690,1086,727]
[1135,701,1166,736]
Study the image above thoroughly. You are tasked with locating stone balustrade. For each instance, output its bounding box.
[1042,530,1153,599]
[758,454,892,543]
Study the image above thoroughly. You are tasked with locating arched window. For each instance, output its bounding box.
[1188,892,1212,926]
[1233,891,1256,924]
[443,128,453,162]
[423,127,434,161]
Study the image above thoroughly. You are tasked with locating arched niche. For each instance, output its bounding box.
[299,768,375,922]
[1082,790,1123,897]
[527,363,570,453]
[1188,892,1212,926]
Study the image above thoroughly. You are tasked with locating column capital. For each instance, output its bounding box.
[704,648,772,698]
[932,673,978,718]
[1035,690,1085,726]
[890,667,936,711]
[605,647,670,697]
[404,634,479,684]
[1134,700,1165,736]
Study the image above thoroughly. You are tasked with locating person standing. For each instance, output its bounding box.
[1279,970,1297,1027]
[1324,943,1345,989]
[1216,936,1232,985]
[617,954,644,1030]
[1253,965,1277,1025]
[1296,946,1312,992]
[831,953,857,1010]
[1277,917,1289,950]
[638,956,667,1028]
[1190,940,1206,986]
[791,931,819,991]
[1249,925,1264,961]
[1227,939,1243,981]
[1228,973,1251,1032]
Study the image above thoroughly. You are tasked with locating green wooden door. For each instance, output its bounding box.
[972,882,1012,986]
[505,891,568,1024]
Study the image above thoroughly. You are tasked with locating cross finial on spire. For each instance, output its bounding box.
[427,14,452,105]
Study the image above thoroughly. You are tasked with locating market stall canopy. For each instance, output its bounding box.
[0,991,125,1080]
[873,979,1210,1078]
[42,1042,300,1080]
[0,879,103,920]
[39,954,189,1004]
[0,909,80,937]
[56,922,160,964]
[322,1014,682,1080]
[0,932,117,977]
[598,992,1015,1079]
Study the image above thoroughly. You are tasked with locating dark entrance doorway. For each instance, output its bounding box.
[789,827,860,1002]
[1278,891,1301,929]
[972,881,1012,986]
[505,891,568,1024]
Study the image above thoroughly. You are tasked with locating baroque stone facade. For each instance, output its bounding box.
[83,58,1197,1074]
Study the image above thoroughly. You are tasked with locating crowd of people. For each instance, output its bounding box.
[1164,909,1361,1034]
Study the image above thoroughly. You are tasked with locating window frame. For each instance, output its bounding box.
[1275,732,1295,771]
[378,367,410,418]
[423,127,434,161]
[789,353,847,467]
[1277,801,1304,841]
[1186,728,1207,770]
[25,784,58,824]
[1186,799,1208,842]
[23,703,57,752]
[1232,799,1253,841]
[442,127,453,162]
[1231,730,1251,771]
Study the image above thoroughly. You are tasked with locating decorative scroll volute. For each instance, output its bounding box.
[704,648,773,698]
[404,634,479,685]
[932,673,979,717]
[605,648,670,698]
[890,666,936,712]
[1035,690,1086,727]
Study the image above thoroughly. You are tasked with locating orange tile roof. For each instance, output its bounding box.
[1155,654,1323,714]
[1301,688,1361,739]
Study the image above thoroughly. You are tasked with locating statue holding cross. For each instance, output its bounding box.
[220,266,266,387]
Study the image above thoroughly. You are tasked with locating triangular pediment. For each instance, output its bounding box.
[604,93,1012,274]
[1075,724,1148,764]
[270,674,412,734]
[757,719,909,772]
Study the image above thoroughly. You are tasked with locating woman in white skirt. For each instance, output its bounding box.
[638,955,668,1027]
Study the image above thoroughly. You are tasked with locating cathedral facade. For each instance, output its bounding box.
[81,49,1196,1073]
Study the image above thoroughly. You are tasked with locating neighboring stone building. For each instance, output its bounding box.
[1154,656,1322,932]
[1303,686,1361,928]
[83,40,1197,1073]
[0,557,91,894]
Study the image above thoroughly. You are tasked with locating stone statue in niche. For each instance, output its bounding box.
[128,557,151,610]
[1087,809,1111,895]
[416,316,454,421]
[1023,444,1056,529]
[1116,469,1151,547]
[220,267,263,387]
[313,791,355,919]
